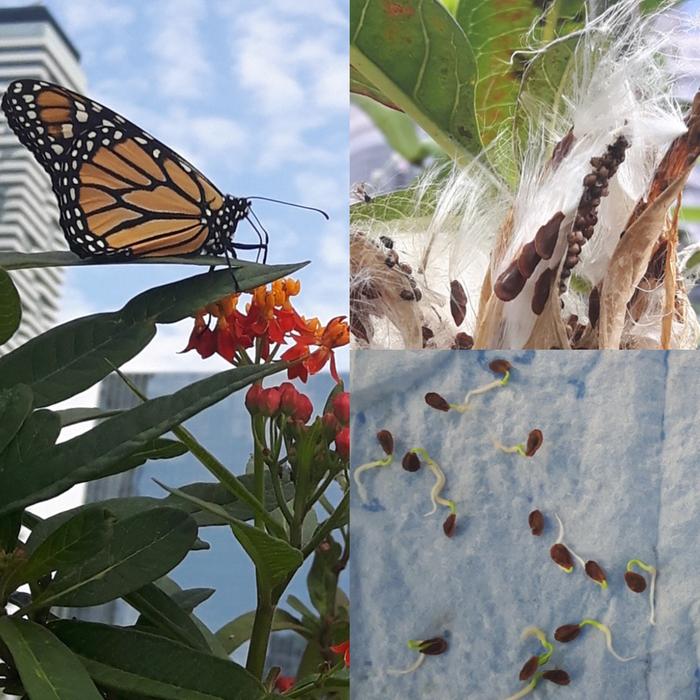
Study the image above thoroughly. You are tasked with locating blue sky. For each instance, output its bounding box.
[3,0,348,372]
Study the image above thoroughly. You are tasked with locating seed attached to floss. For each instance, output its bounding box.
[353,429,395,504]
[402,450,421,472]
[425,392,451,412]
[529,509,544,536]
[585,560,608,589]
[625,559,657,624]
[387,637,448,676]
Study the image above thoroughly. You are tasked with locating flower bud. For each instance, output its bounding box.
[519,656,539,681]
[525,429,543,456]
[258,387,281,417]
[332,392,350,425]
[322,412,340,438]
[425,392,450,412]
[542,669,570,685]
[245,383,265,414]
[377,429,394,456]
[624,571,647,593]
[279,382,299,414]
[402,451,421,472]
[293,393,313,423]
[554,624,581,643]
[335,426,349,460]
[528,509,544,536]
[550,543,574,572]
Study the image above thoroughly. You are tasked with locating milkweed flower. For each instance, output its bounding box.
[330,640,350,667]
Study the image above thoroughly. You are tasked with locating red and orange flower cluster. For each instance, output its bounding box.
[183,278,349,382]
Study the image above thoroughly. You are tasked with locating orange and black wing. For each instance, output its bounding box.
[1,79,226,258]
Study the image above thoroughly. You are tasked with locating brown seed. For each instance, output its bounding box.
[494,260,527,302]
[551,129,575,166]
[399,289,415,301]
[588,287,600,328]
[449,280,468,327]
[418,637,448,655]
[583,173,598,187]
[554,624,581,643]
[517,241,541,280]
[624,571,647,593]
[421,326,434,347]
[413,288,423,302]
[531,268,555,315]
[443,513,457,538]
[379,235,393,249]
[453,332,474,349]
[398,262,413,274]
[376,430,394,456]
[519,655,540,681]
[542,669,570,686]
[550,543,574,572]
[569,243,581,256]
[425,392,450,412]
[385,257,396,268]
[402,451,421,472]
[534,211,566,260]
[585,560,607,586]
[528,509,544,536]
[565,254,579,268]
[489,358,512,376]
[525,429,543,456]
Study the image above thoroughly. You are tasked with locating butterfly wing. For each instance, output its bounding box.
[2,79,227,258]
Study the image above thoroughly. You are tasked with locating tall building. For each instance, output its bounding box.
[0,6,85,352]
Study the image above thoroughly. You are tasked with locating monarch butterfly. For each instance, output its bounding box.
[1,79,321,263]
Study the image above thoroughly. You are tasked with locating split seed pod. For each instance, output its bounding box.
[542,670,570,686]
[376,430,394,456]
[519,656,539,682]
[402,451,421,472]
[554,624,582,643]
[624,571,647,593]
[528,509,544,536]
[525,429,543,457]
[425,392,450,412]
[550,543,574,572]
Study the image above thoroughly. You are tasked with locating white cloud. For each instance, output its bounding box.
[57,0,135,32]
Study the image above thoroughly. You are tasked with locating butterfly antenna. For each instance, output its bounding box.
[247,196,329,220]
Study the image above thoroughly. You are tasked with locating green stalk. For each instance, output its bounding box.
[252,415,266,530]
[246,581,276,679]
[542,0,561,43]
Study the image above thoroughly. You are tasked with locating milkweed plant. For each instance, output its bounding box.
[350,0,700,350]
[0,250,349,699]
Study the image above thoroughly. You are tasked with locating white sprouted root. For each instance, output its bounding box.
[627,559,658,625]
[492,436,527,457]
[451,375,509,413]
[353,455,393,504]
[386,653,425,676]
[504,676,540,700]
[580,619,637,662]
[554,513,587,569]
[410,448,456,517]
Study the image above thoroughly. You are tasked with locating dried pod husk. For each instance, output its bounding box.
[425,392,450,412]
[525,429,543,456]
[488,358,511,376]
[550,543,574,572]
[376,430,394,456]
[443,513,457,538]
[402,451,421,472]
[585,560,608,587]
[519,655,540,682]
[450,280,468,327]
[542,669,570,686]
[417,637,448,655]
[554,624,581,643]
[528,509,544,536]
[624,571,647,593]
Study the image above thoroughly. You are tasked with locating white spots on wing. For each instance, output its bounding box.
[114,130,123,139]
[76,111,88,123]
[51,144,64,155]
[26,110,36,119]
[135,136,147,145]
[62,123,74,138]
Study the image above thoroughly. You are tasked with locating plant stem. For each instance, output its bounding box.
[253,415,266,530]
[246,583,276,679]
[542,0,561,43]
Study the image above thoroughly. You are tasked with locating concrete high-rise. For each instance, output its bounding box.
[0,6,85,352]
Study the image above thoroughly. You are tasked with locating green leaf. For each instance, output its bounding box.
[0,616,102,699]
[215,609,309,655]
[157,482,303,593]
[303,494,349,557]
[350,0,481,163]
[98,438,188,480]
[285,595,318,630]
[680,205,700,224]
[124,583,211,652]
[0,261,305,407]
[0,362,284,516]
[307,537,342,617]
[350,183,440,224]
[0,409,61,469]
[50,620,267,700]
[56,407,122,427]
[170,587,215,613]
[31,507,197,608]
[0,268,21,346]
[0,384,33,455]
[350,65,400,110]
[353,95,442,165]
[13,508,116,587]
[0,510,22,551]
[162,476,294,527]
